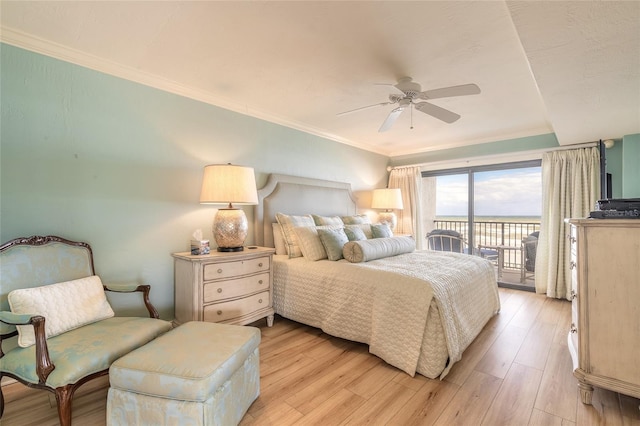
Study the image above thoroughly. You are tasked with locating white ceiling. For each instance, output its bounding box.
[1,1,638,157]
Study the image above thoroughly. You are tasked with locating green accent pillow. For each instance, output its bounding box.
[312,215,344,226]
[317,228,349,261]
[344,225,367,241]
[371,223,393,238]
[340,214,371,225]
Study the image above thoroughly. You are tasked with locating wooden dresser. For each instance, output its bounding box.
[567,218,640,404]
[172,247,275,327]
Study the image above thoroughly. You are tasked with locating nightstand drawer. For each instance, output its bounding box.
[203,256,270,281]
[203,272,270,303]
[203,291,270,323]
[173,246,275,327]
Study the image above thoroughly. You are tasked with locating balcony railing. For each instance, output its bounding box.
[432,219,540,270]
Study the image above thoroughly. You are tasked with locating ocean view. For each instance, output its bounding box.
[435,215,540,224]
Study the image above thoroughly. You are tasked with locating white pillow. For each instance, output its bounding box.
[312,214,344,226]
[8,275,115,347]
[293,225,343,261]
[275,213,315,258]
[272,223,288,255]
[293,226,327,261]
[341,214,371,225]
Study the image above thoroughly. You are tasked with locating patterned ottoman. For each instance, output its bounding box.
[106,321,261,426]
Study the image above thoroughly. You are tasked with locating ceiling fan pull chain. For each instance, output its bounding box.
[410,104,414,130]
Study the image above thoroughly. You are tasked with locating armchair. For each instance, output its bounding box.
[0,235,172,426]
[426,229,467,253]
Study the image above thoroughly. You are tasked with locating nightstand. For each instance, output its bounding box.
[172,247,275,327]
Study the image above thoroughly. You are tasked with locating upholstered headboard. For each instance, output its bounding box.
[254,174,357,248]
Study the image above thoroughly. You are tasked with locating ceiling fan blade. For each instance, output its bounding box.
[337,101,393,116]
[414,102,461,123]
[375,82,406,95]
[418,83,481,100]
[378,106,406,132]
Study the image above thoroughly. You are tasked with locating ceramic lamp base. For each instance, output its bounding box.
[213,208,248,251]
[377,211,397,231]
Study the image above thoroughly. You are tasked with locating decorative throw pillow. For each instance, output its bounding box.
[371,223,394,238]
[312,214,344,227]
[344,225,367,241]
[343,236,416,263]
[294,226,330,261]
[345,223,373,239]
[8,275,115,348]
[317,228,349,261]
[272,223,288,255]
[275,213,315,258]
[340,214,371,225]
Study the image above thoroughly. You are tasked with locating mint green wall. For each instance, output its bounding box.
[0,44,389,319]
[604,139,624,198]
[606,134,640,198]
[389,133,560,166]
[621,134,640,197]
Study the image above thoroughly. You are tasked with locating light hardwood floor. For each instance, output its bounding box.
[2,288,639,425]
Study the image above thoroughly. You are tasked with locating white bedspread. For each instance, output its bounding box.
[273,250,500,378]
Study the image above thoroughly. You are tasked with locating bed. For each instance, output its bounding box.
[254,174,500,379]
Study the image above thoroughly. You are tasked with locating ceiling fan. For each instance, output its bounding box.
[337,77,481,132]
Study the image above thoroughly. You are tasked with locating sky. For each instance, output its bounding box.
[435,167,542,217]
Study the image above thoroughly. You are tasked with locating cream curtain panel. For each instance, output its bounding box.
[388,166,424,250]
[535,147,600,299]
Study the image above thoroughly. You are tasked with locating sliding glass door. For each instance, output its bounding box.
[422,160,542,289]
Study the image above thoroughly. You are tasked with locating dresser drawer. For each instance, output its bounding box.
[203,272,270,303]
[203,291,270,323]
[203,256,271,281]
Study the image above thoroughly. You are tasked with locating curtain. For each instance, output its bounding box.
[535,147,600,299]
[388,166,424,249]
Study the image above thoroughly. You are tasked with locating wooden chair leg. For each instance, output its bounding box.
[0,378,4,419]
[55,385,75,426]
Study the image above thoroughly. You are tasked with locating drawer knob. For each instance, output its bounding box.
[570,323,577,333]
[569,261,576,270]
[258,279,263,285]
[258,298,263,304]
[217,310,222,316]
[258,262,263,267]
[217,288,222,293]
[570,290,576,300]
[217,268,223,274]
[567,234,576,244]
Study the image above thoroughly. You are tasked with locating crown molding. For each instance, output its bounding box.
[0,26,389,157]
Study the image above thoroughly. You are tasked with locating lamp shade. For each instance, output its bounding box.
[199,164,258,206]
[371,188,403,210]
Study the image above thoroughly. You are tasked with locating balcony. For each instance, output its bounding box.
[432,219,540,290]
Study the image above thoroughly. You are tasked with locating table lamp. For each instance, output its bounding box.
[199,164,258,251]
[371,188,404,231]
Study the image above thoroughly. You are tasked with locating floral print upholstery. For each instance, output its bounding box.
[1,317,172,388]
[107,321,261,426]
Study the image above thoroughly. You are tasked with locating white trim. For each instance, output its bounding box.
[0,27,389,157]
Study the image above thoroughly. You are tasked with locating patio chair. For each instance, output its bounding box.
[426,229,467,253]
[521,231,539,282]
